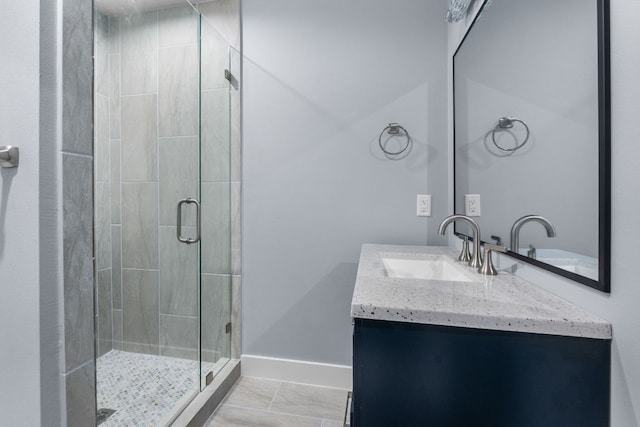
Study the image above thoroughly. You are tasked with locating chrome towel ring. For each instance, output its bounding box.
[491,117,530,152]
[379,123,411,156]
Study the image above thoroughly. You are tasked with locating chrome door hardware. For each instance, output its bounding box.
[176,198,201,244]
[0,146,19,168]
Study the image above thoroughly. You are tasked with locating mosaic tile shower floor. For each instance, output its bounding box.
[97,350,226,426]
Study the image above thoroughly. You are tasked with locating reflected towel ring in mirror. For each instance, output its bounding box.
[379,123,411,156]
[491,117,530,152]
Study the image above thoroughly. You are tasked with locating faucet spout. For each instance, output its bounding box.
[438,214,483,268]
[509,215,557,254]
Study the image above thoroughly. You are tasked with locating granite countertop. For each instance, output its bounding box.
[351,244,611,339]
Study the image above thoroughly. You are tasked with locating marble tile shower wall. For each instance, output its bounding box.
[95,11,112,359]
[94,1,242,365]
[63,0,96,425]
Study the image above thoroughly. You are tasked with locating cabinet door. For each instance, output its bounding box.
[353,318,610,427]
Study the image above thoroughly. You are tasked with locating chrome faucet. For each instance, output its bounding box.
[457,235,472,263]
[510,215,557,254]
[438,215,483,268]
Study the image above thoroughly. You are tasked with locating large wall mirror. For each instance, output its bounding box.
[453,0,610,292]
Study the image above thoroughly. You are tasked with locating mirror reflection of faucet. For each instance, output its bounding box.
[510,215,557,255]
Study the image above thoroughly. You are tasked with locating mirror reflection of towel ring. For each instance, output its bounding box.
[491,117,530,152]
[379,123,411,156]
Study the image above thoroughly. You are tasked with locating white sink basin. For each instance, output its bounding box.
[381,255,480,282]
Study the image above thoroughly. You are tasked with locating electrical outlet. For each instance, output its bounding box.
[417,194,432,217]
[465,194,481,216]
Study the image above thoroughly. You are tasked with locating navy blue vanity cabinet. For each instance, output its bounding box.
[352,318,610,427]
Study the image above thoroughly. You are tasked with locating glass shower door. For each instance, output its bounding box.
[94,1,236,424]
[94,3,205,425]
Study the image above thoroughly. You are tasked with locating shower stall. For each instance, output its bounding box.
[93,0,240,424]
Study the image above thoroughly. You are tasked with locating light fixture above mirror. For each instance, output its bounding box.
[446,0,473,23]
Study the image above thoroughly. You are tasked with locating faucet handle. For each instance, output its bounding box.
[527,244,537,259]
[457,235,472,263]
[490,235,503,246]
[478,243,507,275]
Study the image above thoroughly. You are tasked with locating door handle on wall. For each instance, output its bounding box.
[0,146,19,168]
[176,198,201,244]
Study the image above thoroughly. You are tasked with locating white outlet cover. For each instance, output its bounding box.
[417,194,432,217]
[465,194,481,216]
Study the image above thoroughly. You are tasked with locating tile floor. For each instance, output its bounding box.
[205,377,349,427]
[96,350,226,426]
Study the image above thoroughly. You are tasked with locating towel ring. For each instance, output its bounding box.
[379,123,410,156]
[491,117,530,152]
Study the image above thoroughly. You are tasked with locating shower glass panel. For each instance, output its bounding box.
[199,12,233,389]
[198,10,238,390]
[94,1,233,424]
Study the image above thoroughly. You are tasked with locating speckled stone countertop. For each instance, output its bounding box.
[351,244,611,339]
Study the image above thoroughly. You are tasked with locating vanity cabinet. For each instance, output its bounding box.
[351,245,612,427]
[352,318,610,427]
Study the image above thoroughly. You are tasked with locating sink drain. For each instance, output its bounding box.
[96,408,116,425]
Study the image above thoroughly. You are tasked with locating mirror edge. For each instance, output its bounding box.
[452,0,611,293]
[597,0,611,293]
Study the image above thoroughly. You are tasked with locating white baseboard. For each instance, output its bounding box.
[240,354,352,390]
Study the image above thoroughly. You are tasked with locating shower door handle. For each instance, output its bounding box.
[176,198,201,244]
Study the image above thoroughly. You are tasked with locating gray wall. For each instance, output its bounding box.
[449,0,640,424]
[0,1,53,425]
[1,0,95,425]
[242,0,448,366]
